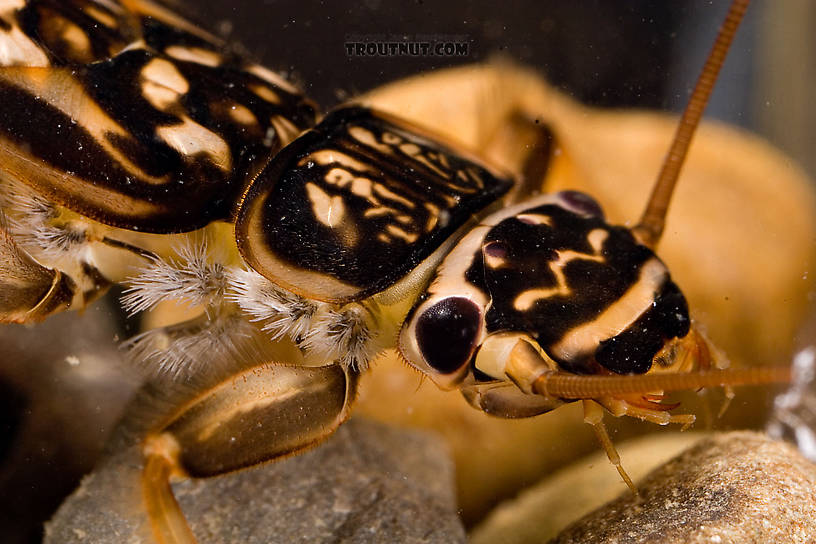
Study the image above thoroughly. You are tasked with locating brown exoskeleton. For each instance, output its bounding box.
[0,0,805,542]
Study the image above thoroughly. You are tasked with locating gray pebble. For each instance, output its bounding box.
[46,418,465,544]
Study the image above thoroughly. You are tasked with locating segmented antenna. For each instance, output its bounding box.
[634,0,750,248]
[534,366,792,400]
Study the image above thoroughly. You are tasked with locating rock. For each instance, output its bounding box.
[469,432,706,544]
[46,418,465,544]
[550,431,816,544]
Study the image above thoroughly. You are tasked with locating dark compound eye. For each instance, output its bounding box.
[557,190,604,218]
[416,297,481,374]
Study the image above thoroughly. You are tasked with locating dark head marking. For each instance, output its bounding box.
[595,280,690,374]
[465,202,692,375]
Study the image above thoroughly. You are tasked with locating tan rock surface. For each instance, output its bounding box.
[551,432,816,544]
[469,433,707,544]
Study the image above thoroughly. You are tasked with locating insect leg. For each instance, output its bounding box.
[99,236,161,262]
[719,385,736,418]
[142,434,197,544]
[461,380,564,418]
[582,399,637,494]
[595,397,696,430]
[0,215,76,322]
[139,361,359,543]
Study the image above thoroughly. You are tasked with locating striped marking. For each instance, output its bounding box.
[550,258,668,361]
[513,228,609,312]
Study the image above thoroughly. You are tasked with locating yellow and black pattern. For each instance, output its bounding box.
[237,106,514,303]
[0,0,315,232]
[466,202,690,375]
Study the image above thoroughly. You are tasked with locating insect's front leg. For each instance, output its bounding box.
[139,360,359,544]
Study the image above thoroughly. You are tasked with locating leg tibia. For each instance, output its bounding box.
[142,434,197,544]
[582,400,637,494]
